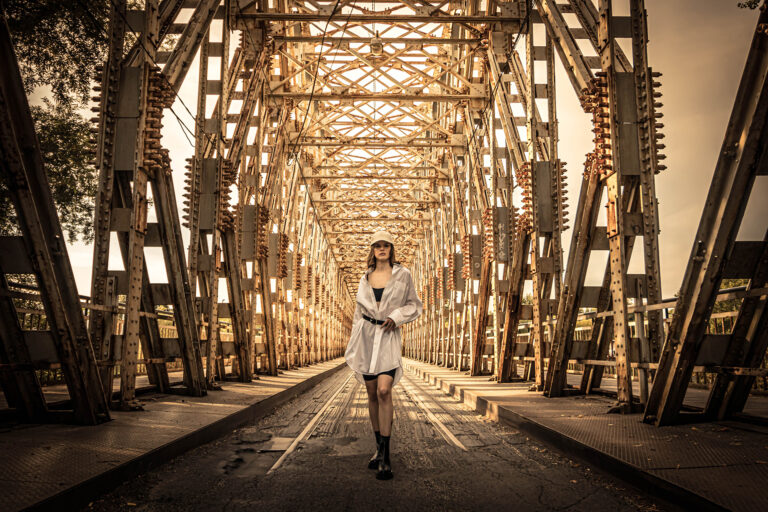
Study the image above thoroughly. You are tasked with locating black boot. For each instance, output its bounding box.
[368,430,382,469]
[376,435,393,480]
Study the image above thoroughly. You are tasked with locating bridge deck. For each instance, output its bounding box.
[405,359,768,512]
[0,360,345,512]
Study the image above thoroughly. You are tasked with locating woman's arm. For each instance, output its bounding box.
[386,270,423,328]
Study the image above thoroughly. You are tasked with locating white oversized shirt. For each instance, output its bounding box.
[344,263,423,387]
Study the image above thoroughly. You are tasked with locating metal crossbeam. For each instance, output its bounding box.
[4,0,765,432]
[0,14,110,424]
[644,6,768,426]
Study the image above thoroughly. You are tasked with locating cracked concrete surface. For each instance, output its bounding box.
[84,368,672,511]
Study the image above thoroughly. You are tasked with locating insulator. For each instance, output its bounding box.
[461,235,471,280]
[651,71,662,78]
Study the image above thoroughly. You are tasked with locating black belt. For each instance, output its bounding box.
[363,314,385,325]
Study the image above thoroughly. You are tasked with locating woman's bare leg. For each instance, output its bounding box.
[376,374,394,436]
[365,378,379,431]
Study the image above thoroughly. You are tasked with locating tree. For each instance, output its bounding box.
[712,279,749,314]
[1,1,109,242]
[3,0,108,108]
[0,100,98,242]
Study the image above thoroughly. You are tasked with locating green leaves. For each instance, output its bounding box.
[1,1,110,242]
[0,100,97,243]
[4,0,109,108]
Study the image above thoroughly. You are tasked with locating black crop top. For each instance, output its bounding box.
[372,287,384,302]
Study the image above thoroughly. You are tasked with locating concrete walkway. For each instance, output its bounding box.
[404,359,768,512]
[0,359,345,511]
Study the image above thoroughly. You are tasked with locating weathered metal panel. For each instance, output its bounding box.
[471,234,482,279]
[534,161,554,232]
[494,206,510,262]
[161,338,182,358]
[109,208,133,232]
[579,286,602,309]
[723,241,764,279]
[454,253,464,290]
[144,223,163,247]
[616,72,641,176]
[0,236,34,274]
[150,283,172,305]
[24,331,59,364]
[694,335,732,366]
[589,226,609,251]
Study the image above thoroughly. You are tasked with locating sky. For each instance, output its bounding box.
[60,0,764,302]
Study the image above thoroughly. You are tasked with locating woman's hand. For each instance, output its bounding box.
[382,317,396,332]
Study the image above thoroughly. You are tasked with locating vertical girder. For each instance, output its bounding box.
[0,13,110,424]
[644,6,768,426]
[3,0,765,430]
[543,0,664,413]
[90,0,213,407]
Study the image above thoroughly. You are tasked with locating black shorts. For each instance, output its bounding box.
[362,368,397,381]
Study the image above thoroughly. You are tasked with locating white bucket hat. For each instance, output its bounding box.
[370,230,394,246]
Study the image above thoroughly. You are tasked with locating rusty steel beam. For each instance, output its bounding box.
[88,0,128,401]
[162,0,220,91]
[239,13,523,23]
[0,270,48,421]
[0,13,110,424]
[274,36,481,44]
[269,93,479,101]
[644,6,768,426]
[543,0,664,413]
[91,1,210,407]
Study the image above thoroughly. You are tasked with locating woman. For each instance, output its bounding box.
[344,230,423,480]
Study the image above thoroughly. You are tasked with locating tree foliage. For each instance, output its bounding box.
[4,0,108,107]
[0,100,97,243]
[712,279,749,313]
[1,1,109,243]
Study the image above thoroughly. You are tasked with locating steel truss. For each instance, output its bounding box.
[537,0,665,412]
[0,14,110,424]
[1,0,766,427]
[644,5,768,426]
